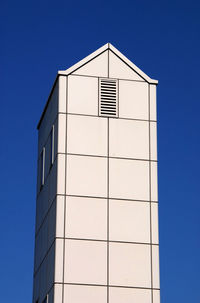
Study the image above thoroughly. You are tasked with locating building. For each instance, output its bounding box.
[33,43,160,303]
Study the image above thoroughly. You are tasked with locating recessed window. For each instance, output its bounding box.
[99,78,118,117]
[40,147,45,189]
[50,125,54,167]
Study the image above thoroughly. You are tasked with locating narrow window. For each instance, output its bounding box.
[40,147,45,189]
[99,78,118,117]
[50,125,54,167]
[42,294,48,303]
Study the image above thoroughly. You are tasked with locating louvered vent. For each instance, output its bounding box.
[99,79,118,117]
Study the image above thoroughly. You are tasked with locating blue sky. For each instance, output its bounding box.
[1,0,200,302]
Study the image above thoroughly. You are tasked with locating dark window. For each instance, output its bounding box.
[50,125,54,167]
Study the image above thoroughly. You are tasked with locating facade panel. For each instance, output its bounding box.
[67,114,108,156]
[151,162,158,201]
[54,239,64,283]
[64,240,107,285]
[109,158,149,200]
[153,290,161,303]
[65,196,107,240]
[68,76,98,115]
[150,121,158,160]
[66,155,107,197]
[152,245,160,289]
[109,242,151,287]
[54,284,63,303]
[151,203,159,244]
[119,80,149,119]
[150,84,157,121]
[64,285,107,303]
[109,199,150,243]
[109,118,149,159]
[109,287,152,303]
[57,113,66,153]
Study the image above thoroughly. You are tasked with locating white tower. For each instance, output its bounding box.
[33,43,160,303]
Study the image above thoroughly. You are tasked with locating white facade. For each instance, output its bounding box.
[33,43,160,303]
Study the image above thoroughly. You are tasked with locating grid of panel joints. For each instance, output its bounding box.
[35,132,158,301]
[56,76,159,303]
[60,122,159,302]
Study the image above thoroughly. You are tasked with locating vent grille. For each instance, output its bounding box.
[99,79,118,117]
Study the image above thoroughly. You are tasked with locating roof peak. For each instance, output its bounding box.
[58,43,158,84]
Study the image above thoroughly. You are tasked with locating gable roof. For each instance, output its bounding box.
[58,43,158,84]
[38,43,158,129]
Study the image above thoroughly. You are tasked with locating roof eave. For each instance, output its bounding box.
[110,44,158,84]
[58,42,158,84]
[58,43,109,76]
[37,74,59,129]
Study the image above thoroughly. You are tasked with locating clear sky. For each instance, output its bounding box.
[1,0,200,302]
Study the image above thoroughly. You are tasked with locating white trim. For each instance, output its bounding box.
[58,43,158,84]
[109,44,158,84]
[58,44,108,76]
